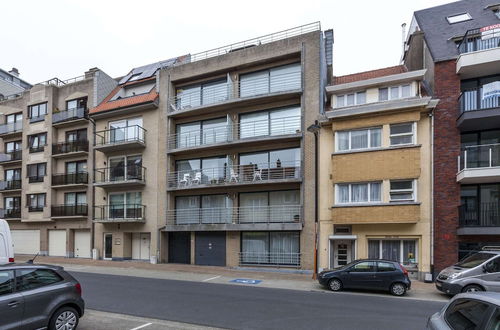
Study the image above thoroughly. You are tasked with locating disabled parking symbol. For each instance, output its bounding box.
[231,278,262,285]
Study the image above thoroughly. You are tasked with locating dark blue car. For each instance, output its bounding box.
[318,259,411,296]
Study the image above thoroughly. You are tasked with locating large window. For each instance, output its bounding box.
[5,141,21,153]
[176,117,228,148]
[379,84,412,101]
[4,197,21,211]
[337,127,381,152]
[460,130,500,169]
[175,195,231,225]
[66,160,87,174]
[108,117,143,143]
[390,123,415,146]
[28,103,47,122]
[28,133,47,153]
[5,169,21,182]
[460,75,500,112]
[241,232,300,266]
[66,97,87,110]
[460,184,500,227]
[336,91,366,108]
[240,63,301,98]
[239,148,300,182]
[368,239,418,266]
[390,180,415,202]
[5,113,22,124]
[108,155,142,182]
[27,193,45,212]
[176,156,227,185]
[175,79,228,110]
[239,190,300,223]
[109,192,142,219]
[66,129,87,142]
[65,192,86,205]
[27,163,46,183]
[336,182,382,204]
[239,106,301,139]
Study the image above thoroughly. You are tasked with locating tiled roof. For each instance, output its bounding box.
[333,65,408,85]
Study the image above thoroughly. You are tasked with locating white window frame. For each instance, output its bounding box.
[336,91,366,108]
[389,122,416,146]
[446,13,472,24]
[335,127,382,152]
[379,84,413,101]
[389,179,416,202]
[335,182,382,205]
[368,239,418,266]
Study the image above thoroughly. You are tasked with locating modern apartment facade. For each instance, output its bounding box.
[404,0,500,275]
[0,67,32,100]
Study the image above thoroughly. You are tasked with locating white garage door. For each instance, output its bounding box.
[74,231,91,258]
[11,230,40,255]
[48,230,67,257]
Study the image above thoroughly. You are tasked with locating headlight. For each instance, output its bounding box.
[449,273,461,279]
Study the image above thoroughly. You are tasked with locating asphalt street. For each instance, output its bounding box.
[71,271,445,330]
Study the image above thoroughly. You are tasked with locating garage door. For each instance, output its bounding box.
[48,230,67,257]
[132,233,150,260]
[74,231,91,258]
[11,230,40,255]
[195,232,226,266]
[168,232,190,264]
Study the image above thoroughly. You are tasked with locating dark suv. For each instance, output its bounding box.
[0,263,84,330]
[318,259,412,296]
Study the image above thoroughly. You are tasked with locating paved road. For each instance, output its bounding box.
[72,271,444,330]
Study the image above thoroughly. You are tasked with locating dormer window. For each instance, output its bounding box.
[446,13,472,24]
[127,73,141,82]
[336,91,366,108]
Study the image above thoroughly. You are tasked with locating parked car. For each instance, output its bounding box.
[0,263,84,330]
[436,248,500,295]
[318,259,411,296]
[427,292,500,329]
[0,219,14,265]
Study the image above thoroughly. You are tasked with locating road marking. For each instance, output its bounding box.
[231,278,262,285]
[129,322,152,330]
[202,275,221,282]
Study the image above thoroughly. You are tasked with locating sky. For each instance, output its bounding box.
[1,0,454,83]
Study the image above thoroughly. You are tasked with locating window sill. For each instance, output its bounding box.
[331,202,421,208]
[28,208,44,212]
[332,144,421,156]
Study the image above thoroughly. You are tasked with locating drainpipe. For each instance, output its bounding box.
[307,121,321,279]
[89,115,97,259]
[430,109,435,279]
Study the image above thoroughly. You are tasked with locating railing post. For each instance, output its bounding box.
[464,150,467,169]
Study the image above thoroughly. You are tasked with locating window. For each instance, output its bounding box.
[108,192,142,219]
[28,103,47,122]
[241,232,300,266]
[336,182,382,204]
[176,117,228,148]
[15,269,62,291]
[336,91,366,107]
[175,194,231,225]
[27,163,46,183]
[5,141,21,153]
[446,13,472,24]
[108,117,143,143]
[351,261,376,272]
[66,97,87,110]
[66,161,87,174]
[127,73,141,82]
[107,155,142,182]
[0,270,14,296]
[390,123,415,145]
[377,262,397,272]
[368,240,418,265]
[390,180,415,202]
[239,106,301,139]
[4,197,21,216]
[175,79,228,109]
[445,299,490,330]
[66,129,87,142]
[5,169,21,182]
[65,192,87,206]
[176,156,227,185]
[239,190,300,223]
[379,84,413,101]
[337,127,382,152]
[239,63,301,98]
[5,112,22,124]
[28,133,47,153]
[27,193,45,212]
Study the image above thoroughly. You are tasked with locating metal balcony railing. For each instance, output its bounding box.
[458,27,500,54]
[94,165,146,184]
[40,75,86,87]
[28,175,44,183]
[458,143,500,171]
[52,140,89,155]
[51,204,88,217]
[0,122,22,135]
[166,205,302,225]
[0,150,22,163]
[0,208,21,219]
[28,206,44,212]
[168,115,301,149]
[169,70,302,112]
[53,107,88,124]
[95,125,146,147]
[459,202,500,227]
[238,252,301,267]
[29,114,46,123]
[94,204,145,222]
[29,146,45,153]
[52,172,88,186]
[0,180,21,190]
[168,161,301,188]
[459,88,500,114]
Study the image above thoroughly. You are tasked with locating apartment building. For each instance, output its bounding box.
[404,0,500,275]
[0,68,32,100]
[159,23,331,269]
[0,68,116,257]
[318,65,438,279]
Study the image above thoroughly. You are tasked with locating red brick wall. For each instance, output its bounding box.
[433,60,461,274]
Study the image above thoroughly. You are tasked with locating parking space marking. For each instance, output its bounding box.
[202,275,221,282]
[129,322,152,330]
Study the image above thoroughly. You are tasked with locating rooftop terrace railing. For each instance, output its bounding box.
[458,26,500,54]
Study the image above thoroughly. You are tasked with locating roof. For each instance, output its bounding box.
[118,55,190,85]
[413,0,500,62]
[333,65,407,85]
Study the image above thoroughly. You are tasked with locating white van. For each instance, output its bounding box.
[0,219,14,264]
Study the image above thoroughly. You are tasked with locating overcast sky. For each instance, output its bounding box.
[2,0,453,83]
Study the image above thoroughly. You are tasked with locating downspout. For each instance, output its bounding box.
[89,115,97,259]
[430,108,435,279]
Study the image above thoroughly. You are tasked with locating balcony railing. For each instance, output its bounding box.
[168,115,301,149]
[0,122,22,135]
[0,151,22,163]
[51,204,88,217]
[168,161,301,188]
[167,205,302,225]
[29,115,47,123]
[0,180,21,190]
[28,176,44,183]
[28,206,44,212]
[459,88,500,114]
[53,107,88,124]
[52,140,89,155]
[238,252,301,267]
[169,71,302,112]
[95,125,146,147]
[458,27,500,54]
[94,165,146,184]
[458,143,500,170]
[0,208,21,219]
[94,204,145,222]
[29,146,45,153]
[459,202,500,227]
[52,172,88,186]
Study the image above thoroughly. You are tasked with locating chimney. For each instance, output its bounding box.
[84,67,99,79]
[9,68,19,77]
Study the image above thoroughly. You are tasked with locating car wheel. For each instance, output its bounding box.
[328,278,343,291]
[390,282,407,296]
[462,284,484,293]
[49,306,79,330]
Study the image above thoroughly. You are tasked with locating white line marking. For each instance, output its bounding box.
[129,322,152,330]
[202,275,221,282]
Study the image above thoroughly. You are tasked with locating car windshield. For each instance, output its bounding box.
[455,253,496,268]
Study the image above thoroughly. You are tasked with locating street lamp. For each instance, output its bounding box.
[307,121,320,280]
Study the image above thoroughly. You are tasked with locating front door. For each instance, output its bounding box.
[333,240,353,268]
[195,232,226,266]
[168,232,191,264]
[104,233,112,260]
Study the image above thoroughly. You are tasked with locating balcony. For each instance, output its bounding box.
[52,140,89,158]
[52,172,88,188]
[93,204,145,223]
[94,125,146,152]
[0,150,22,164]
[52,107,88,127]
[168,161,301,190]
[51,204,88,219]
[457,144,500,184]
[165,205,303,231]
[0,122,22,137]
[94,165,146,188]
[238,252,301,267]
[0,208,21,220]
[458,202,500,235]
[168,115,301,153]
[0,180,21,191]
[457,27,500,78]
[457,88,500,130]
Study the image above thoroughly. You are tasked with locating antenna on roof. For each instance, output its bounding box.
[401,23,407,60]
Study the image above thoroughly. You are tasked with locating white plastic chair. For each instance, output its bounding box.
[192,172,202,184]
[253,169,262,181]
[179,173,190,186]
[230,168,239,182]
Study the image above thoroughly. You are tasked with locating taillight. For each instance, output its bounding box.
[399,264,409,276]
[75,283,82,296]
[8,258,14,263]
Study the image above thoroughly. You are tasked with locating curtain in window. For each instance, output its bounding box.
[201,195,229,224]
[239,192,268,223]
[368,240,380,259]
[240,71,269,98]
[351,184,368,202]
[269,64,301,93]
[270,106,300,136]
[270,232,300,265]
[175,196,200,224]
[370,182,382,202]
[382,240,401,262]
[202,118,227,145]
[177,85,201,109]
[403,240,417,264]
[202,80,228,105]
[269,190,300,222]
[338,185,349,203]
[241,232,269,264]
[177,122,201,148]
[240,112,269,139]
[351,130,368,149]
[370,128,382,148]
[338,132,349,151]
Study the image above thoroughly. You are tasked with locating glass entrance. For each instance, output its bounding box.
[104,233,113,260]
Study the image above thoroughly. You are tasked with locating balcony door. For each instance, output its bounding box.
[108,155,142,182]
[66,129,87,142]
[66,161,87,174]
[109,192,141,219]
[109,117,142,143]
[5,169,21,181]
[4,197,20,214]
[65,192,86,206]
[5,141,21,153]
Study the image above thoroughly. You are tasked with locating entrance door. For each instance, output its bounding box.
[332,240,353,268]
[168,232,191,264]
[104,233,113,260]
[74,231,91,258]
[48,230,67,257]
[132,233,150,260]
[195,232,226,266]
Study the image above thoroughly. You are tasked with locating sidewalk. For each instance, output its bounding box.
[15,255,449,302]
